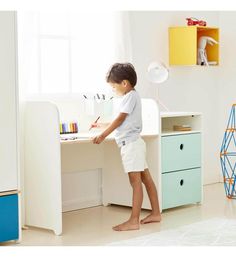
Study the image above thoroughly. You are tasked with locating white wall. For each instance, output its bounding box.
[129,11,220,184]
[218,12,236,182]
[218,12,236,130]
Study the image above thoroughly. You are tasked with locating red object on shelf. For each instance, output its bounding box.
[186,17,207,26]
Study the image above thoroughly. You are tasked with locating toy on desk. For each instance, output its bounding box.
[89,116,100,130]
[220,104,236,199]
[60,122,78,134]
[186,17,207,26]
[197,36,218,66]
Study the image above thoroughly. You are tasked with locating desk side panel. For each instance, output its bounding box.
[24,102,62,235]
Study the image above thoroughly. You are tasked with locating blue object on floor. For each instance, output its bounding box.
[0,194,19,242]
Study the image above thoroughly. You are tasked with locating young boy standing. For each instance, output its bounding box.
[93,63,161,231]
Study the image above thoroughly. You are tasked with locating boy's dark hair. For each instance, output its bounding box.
[106,63,137,87]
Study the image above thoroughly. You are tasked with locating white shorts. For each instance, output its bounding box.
[120,137,148,173]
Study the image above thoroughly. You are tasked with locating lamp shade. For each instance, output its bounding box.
[147,62,168,84]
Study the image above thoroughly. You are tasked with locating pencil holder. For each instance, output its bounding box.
[84,99,95,116]
[103,100,113,117]
[84,100,109,116]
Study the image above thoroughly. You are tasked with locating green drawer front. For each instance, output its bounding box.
[162,133,201,173]
[162,168,201,210]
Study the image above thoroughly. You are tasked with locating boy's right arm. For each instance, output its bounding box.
[92,113,127,144]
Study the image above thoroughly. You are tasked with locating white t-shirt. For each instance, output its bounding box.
[115,90,142,147]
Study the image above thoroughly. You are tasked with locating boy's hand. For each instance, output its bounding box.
[92,134,105,144]
[90,122,101,130]
[89,122,110,130]
[92,113,127,144]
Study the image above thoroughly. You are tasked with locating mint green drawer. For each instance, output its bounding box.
[161,133,201,173]
[162,168,201,210]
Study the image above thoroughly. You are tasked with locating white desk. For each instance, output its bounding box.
[24,100,202,236]
[24,99,160,235]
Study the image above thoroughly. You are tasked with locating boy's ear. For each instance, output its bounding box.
[122,80,128,87]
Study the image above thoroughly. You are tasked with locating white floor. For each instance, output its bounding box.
[109,218,236,246]
[3,182,236,246]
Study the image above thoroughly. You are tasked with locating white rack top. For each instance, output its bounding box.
[161,112,202,118]
[161,130,201,136]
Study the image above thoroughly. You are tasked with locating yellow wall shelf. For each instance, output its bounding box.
[169,26,219,66]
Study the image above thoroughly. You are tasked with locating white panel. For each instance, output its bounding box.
[62,169,102,212]
[142,98,159,134]
[0,12,18,192]
[24,102,62,235]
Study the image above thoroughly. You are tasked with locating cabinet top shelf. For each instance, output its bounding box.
[161,112,202,118]
[161,130,201,136]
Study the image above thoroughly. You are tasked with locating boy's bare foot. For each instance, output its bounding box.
[112,220,140,231]
[140,213,161,224]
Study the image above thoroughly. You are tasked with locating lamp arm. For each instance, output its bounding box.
[156,96,169,112]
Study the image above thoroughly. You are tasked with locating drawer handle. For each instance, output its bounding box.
[180,179,184,186]
[180,143,184,150]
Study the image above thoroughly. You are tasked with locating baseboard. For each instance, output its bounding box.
[62,197,102,212]
[203,176,222,185]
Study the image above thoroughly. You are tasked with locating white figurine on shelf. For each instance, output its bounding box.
[197,36,218,66]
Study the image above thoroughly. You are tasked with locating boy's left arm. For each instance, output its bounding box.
[92,113,127,144]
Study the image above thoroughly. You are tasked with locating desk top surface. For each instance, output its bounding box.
[60,132,158,144]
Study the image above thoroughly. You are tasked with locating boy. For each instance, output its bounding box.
[93,63,161,231]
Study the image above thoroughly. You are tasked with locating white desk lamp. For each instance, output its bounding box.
[147,61,169,111]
